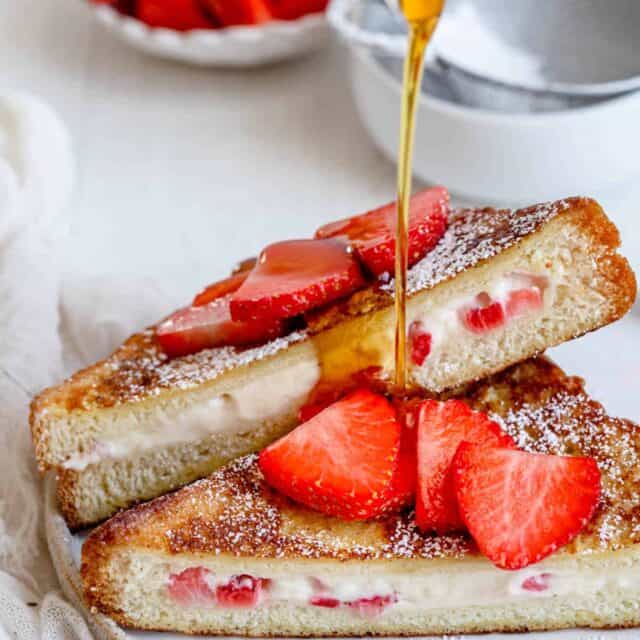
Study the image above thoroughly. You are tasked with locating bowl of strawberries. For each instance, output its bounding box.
[87,0,330,66]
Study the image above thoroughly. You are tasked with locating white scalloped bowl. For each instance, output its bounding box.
[88,3,329,67]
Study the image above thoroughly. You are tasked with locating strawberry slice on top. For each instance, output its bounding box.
[315,187,449,277]
[259,389,401,520]
[230,238,365,322]
[156,296,286,358]
[453,444,601,570]
[416,400,515,534]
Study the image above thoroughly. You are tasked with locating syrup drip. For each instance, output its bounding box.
[394,0,444,394]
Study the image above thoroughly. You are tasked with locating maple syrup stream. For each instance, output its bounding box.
[394,1,444,394]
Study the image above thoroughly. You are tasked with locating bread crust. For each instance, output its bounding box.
[31,197,636,466]
[82,357,640,633]
[34,197,637,531]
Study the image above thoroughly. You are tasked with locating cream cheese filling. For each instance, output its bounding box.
[63,357,320,471]
[168,563,640,615]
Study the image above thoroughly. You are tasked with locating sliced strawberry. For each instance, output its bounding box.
[383,417,417,513]
[408,320,432,366]
[216,575,269,608]
[259,389,401,520]
[156,296,286,358]
[297,368,388,425]
[461,295,506,334]
[347,594,398,618]
[232,256,257,275]
[137,0,215,30]
[204,0,273,25]
[416,400,515,534]
[193,272,248,307]
[168,567,215,606]
[267,0,329,20]
[315,187,449,277]
[230,239,365,323]
[521,573,552,592]
[505,287,543,319]
[453,444,601,570]
[310,596,340,608]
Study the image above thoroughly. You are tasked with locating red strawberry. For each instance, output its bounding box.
[216,575,269,608]
[461,295,506,334]
[267,0,329,20]
[137,0,215,30]
[315,187,449,277]
[505,287,543,319]
[347,594,398,618]
[416,400,515,534]
[310,596,340,608]
[204,0,273,25]
[408,320,432,366]
[230,239,365,322]
[453,444,601,570]
[156,296,286,358]
[259,389,401,520]
[193,272,248,307]
[382,413,417,513]
[521,573,552,592]
[168,568,215,606]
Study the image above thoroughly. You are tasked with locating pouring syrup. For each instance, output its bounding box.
[394,0,444,394]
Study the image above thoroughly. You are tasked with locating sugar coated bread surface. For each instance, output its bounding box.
[81,358,640,636]
[32,197,637,529]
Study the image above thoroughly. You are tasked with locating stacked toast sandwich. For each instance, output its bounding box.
[31,188,639,635]
[82,358,640,636]
[31,191,635,530]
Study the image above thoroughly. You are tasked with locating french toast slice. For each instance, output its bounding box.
[82,358,640,636]
[32,197,636,529]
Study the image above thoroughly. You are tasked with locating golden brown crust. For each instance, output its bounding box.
[82,357,640,611]
[32,197,637,474]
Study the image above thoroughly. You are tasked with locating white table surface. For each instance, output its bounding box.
[1,0,638,422]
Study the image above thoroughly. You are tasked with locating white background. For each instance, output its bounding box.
[1,0,638,419]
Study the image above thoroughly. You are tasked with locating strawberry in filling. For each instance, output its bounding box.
[168,568,215,607]
[505,286,544,319]
[461,294,506,334]
[408,321,432,366]
[522,573,552,592]
[310,596,341,608]
[309,593,398,617]
[347,594,398,618]
[216,575,270,608]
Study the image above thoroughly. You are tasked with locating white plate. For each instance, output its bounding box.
[86,2,329,67]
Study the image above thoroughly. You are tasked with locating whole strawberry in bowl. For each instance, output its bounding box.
[85,0,330,67]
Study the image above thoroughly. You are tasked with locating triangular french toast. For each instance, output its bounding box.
[33,196,636,528]
[82,357,640,636]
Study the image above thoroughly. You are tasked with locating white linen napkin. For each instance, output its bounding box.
[0,91,97,640]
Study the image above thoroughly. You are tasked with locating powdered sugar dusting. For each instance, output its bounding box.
[77,330,308,408]
[107,358,640,563]
[383,199,570,296]
[483,368,640,553]
[70,199,574,410]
